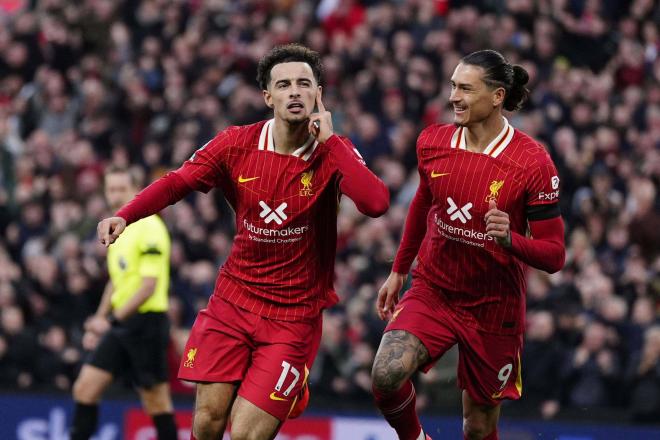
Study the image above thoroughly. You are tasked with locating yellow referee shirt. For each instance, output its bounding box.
[107,215,171,313]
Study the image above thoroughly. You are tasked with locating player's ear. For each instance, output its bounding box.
[263,89,274,109]
[492,87,505,108]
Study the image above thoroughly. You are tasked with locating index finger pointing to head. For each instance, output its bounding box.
[316,91,325,113]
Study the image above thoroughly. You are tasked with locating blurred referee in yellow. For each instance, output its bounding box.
[69,166,177,440]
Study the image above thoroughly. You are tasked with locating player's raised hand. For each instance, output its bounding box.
[485,200,511,247]
[308,92,333,143]
[97,216,127,247]
[376,272,407,320]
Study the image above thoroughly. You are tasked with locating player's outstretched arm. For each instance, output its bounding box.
[98,172,193,247]
[310,93,389,217]
[115,172,193,225]
[374,174,432,320]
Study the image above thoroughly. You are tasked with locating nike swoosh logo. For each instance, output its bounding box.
[238,175,260,183]
[431,171,450,178]
[269,392,288,401]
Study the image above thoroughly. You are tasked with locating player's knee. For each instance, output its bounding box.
[140,384,173,415]
[230,424,258,440]
[72,376,98,403]
[72,378,86,401]
[231,420,275,440]
[371,360,405,395]
[192,408,227,440]
[463,417,493,440]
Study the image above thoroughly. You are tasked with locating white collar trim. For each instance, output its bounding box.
[258,119,319,161]
[450,117,514,157]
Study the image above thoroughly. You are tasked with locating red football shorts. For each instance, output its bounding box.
[385,279,523,407]
[178,294,322,421]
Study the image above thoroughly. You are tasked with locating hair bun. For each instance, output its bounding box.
[512,65,529,86]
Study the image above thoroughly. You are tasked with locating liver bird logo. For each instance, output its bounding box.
[184,348,197,368]
[300,171,314,196]
[485,180,504,202]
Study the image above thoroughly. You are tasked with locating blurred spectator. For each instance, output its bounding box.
[561,321,622,408]
[520,310,563,419]
[625,326,660,422]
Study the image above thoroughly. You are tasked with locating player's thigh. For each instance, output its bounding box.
[230,396,281,440]
[456,328,523,407]
[373,282,458,391]
[238,317,321,422]
[137,382,173,415]
[72,364,114,403]
[178,300,254,383]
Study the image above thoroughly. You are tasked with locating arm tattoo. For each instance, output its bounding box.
[372,330,430,393]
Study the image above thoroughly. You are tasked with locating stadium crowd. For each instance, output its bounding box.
[0,0,658,423]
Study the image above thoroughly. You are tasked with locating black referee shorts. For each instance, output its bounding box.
[87,312,170,389]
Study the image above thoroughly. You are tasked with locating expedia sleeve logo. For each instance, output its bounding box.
[551,176,560,190]
[539,176,560,201]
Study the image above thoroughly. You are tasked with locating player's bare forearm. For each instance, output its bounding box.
[112,277,157,321]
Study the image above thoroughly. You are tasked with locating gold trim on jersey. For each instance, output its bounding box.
[450,117,514,158]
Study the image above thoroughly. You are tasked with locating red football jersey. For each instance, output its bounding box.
[393,119,561,334]
[175,119,381,321]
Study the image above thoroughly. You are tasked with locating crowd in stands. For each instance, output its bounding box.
[0,0,658,423]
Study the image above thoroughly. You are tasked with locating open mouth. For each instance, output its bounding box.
[454,105,467,114]
[287,102,304,113]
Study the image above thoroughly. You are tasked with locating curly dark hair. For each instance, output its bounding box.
[256,43,323,90]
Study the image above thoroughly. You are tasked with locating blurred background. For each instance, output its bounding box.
[0,0,658,439]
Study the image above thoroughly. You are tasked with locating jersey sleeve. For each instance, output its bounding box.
[525,149,561,219]
[325,135,389,217]
[137,219,169,278]
[392,169,432,274]
[391,128,436,274]
[174,127,235,193]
